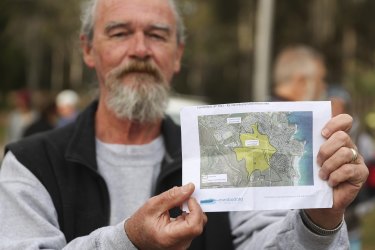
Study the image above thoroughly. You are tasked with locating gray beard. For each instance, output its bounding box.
[105,75,170,123]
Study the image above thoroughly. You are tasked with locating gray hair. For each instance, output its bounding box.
[273,46,324,85]
[80,0,186,44]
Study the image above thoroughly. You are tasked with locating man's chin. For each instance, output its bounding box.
[119,73,157,86]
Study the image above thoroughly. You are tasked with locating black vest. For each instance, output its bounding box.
[6,101,233,250]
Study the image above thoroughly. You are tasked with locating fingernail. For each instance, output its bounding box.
[322,128,330,138]
[182,183,192,193]
[319,171,326,180]
[316,157,321,167]
[328,179,334,187]
[316,159,322,167]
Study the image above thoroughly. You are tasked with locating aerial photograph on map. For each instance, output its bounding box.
[198,111,313,189]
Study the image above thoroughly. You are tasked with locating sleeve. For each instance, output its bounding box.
[0,151,137,250]
[229,209,349,250]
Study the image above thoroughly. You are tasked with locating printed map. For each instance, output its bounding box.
[198,111,313,188]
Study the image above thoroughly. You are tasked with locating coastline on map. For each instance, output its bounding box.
[288,111,314,186]
[292,155,302,185]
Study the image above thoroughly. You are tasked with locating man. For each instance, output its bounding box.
[271,45,327,101]
[0,0,369,249]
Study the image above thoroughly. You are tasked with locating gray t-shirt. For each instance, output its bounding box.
[96,136,165,225]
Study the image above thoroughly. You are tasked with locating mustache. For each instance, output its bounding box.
[110,60,163,82]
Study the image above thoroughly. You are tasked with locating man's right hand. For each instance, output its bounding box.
[125,183,207,250]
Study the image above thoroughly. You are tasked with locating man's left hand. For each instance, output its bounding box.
[305,114,369,229]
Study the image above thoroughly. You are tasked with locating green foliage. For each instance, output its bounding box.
[0,0,82,92]
[348,67,375,96]
[1,0,375,106]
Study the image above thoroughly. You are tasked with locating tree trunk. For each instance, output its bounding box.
[252,0,275,101]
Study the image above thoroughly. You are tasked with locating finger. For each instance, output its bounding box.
[327,163,356,187]
[186,197,206,227]
[317,130,356,166]
[148,183,195,214]
[178,211,206,225]
[174,212,187,222]
[202,212,208,225]
[321,114,353,138]
[171,197,205,237]
[327,161,367,187]
[319,147,357,180]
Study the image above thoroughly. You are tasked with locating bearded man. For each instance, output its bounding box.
[0,0,368,249]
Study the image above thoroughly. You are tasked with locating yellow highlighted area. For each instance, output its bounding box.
[233,124,276,176]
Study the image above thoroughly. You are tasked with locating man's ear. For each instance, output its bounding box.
[80,34,95,68]
[173,43,185,73]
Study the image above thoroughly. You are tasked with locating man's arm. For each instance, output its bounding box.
[0,152,137,249]
[0,152,206,250]
[230,210,349,250]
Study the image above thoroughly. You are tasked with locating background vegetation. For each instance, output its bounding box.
[2,1,375,116]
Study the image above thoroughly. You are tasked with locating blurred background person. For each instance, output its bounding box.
[5,89,38,143]
[328,84,375,250]
[328,84,375,162]
[271,45,327,102]
[22,100,57,137]
[55,89,80,128]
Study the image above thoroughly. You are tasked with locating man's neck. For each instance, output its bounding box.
[95,100,162,145]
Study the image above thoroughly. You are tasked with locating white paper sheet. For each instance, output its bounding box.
[181,101,332,212]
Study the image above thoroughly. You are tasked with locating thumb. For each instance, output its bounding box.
[151,183,195,214]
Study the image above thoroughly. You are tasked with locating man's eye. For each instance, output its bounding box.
[113,33,124,37]
[149,33,166,41]
[110,32,129,38]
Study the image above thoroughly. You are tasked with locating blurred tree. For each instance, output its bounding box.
[237,0,257,101]
[1,0,82,92]
[1,0,375,121]
[0,0,27,92]
[176,0,257,104]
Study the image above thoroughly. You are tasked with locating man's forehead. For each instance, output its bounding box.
[96,0,175,21]
[92,0,177,35]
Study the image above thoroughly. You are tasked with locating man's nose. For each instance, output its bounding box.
[129,33,151,60]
